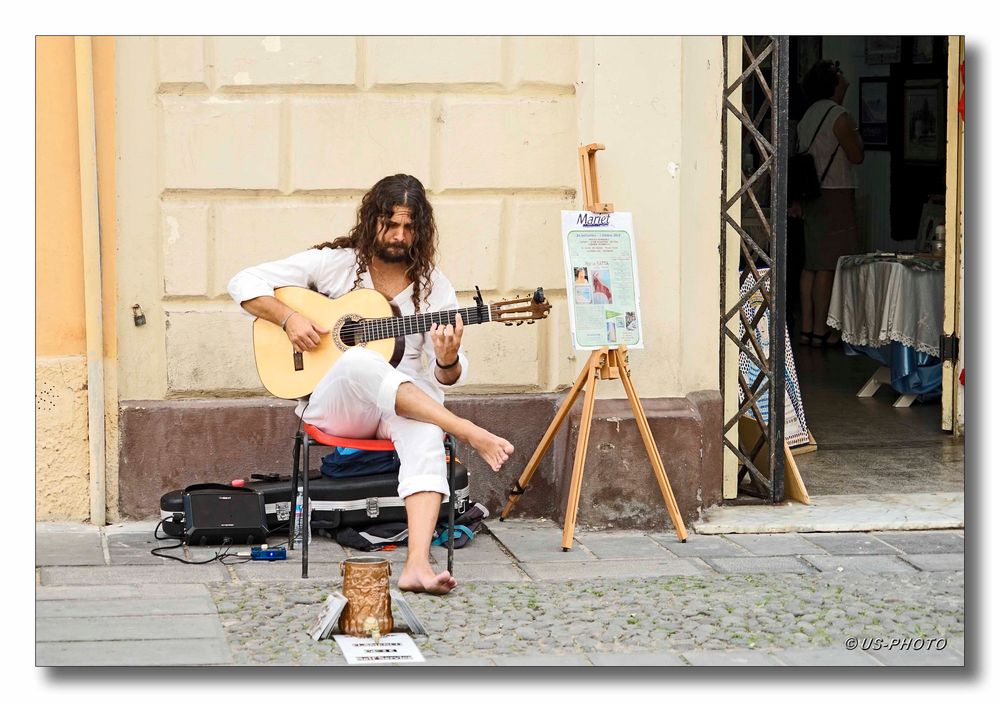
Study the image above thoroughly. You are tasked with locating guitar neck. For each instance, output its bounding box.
[361,304,491,342]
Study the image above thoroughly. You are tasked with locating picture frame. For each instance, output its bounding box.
[912,36,935,64]
[858,77,890,150]
[865,36,901,65]
[915,201,946,253]
[796,36,822,86]
[903,79,945,162]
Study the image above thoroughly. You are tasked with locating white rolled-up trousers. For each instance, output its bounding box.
[299,347,449,499]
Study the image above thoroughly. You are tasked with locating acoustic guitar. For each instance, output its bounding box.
[253,286,552,399]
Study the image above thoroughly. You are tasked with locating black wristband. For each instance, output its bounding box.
[435,356,460,370]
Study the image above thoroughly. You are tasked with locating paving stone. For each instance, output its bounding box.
[573,532,675,560]
[682,649,785,666]
[36,522,101,534]
[36,614,224,642]
[432,534,528,565]
[587,651,687,666]
[800,533,900,555]
[40,564,229,586]
[36,638,233,666]
[871,531,964,554]
[867,646,964,666]
[899,554,965,572]
[287,539,349,563]
[651,533,751,558]
[723,533,827,556]
[447,563,531,583]
[521,558,702,581]
[486,521,595,562]
[103,520,169,535]
[35,531,106,566]
[772,648,882,666]
[702,556,815,574]
[494,654,593,666]
[230,561,344,582]
[37,597,218,618]
[801,555,918,574]
[35,585,142,600]
[107,532,171,565]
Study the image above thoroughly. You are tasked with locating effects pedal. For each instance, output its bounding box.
[251,546,287,561]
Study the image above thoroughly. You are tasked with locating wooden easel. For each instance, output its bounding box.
[499,144,688,548]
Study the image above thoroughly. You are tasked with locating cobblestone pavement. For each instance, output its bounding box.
[208,571,964,666]
[35,519,966,666]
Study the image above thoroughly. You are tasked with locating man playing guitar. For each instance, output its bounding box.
[229,174,515,595]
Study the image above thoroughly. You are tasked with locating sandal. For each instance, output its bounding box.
[798,332,814,346]
[811,330,842,348]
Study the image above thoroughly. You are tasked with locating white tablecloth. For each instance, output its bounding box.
[827,255,944,357]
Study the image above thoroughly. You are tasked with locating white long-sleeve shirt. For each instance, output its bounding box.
[228,247,469,403]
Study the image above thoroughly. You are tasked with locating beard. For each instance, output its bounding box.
[375,242,410,264]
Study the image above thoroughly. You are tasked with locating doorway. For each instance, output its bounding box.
[786,36,964,497]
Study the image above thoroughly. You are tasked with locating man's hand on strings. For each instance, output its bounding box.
[430,312,463,366]
[285,313,329,353]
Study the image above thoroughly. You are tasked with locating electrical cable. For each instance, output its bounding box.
[150,516,293,564]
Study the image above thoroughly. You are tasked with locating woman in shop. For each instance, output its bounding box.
[796,59,865,347]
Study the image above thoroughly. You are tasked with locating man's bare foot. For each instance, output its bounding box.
[466,426,514,472]
[398,565,457,595]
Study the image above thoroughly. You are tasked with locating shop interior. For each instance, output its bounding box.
[782,36,963,497]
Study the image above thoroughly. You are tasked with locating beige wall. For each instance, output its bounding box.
[116,36,724,404]
[36,37,118,521]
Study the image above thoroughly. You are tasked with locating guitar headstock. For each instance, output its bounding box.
[490,287,552,326]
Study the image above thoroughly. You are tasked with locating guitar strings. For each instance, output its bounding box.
[342,305,492,348]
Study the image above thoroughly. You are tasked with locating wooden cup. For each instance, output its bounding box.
[339,556,394,637]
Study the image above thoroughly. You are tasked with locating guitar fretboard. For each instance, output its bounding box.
[352,305,491,344]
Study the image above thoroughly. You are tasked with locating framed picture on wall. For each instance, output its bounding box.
[903,79,945,162]
[912,37,935,64]
[865,36,901,65]
[858,78,889,149]
[796,36,822,85]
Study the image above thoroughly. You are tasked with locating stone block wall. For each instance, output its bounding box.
[146,36,581,401]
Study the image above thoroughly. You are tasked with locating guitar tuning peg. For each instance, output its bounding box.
[516,321,524,326]
[527,321,535,325]
[505,322,513,326]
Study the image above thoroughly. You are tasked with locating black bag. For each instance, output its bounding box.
[321,446,399,479]
[789,104,839,201]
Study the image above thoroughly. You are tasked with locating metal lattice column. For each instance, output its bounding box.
[720,36,789,502]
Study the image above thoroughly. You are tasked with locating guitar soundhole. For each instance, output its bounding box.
[339,321,364,348]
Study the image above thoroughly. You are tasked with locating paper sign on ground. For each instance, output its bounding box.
[334,633,425,665]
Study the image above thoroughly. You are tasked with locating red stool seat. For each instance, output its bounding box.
[303,423,396,452]
[293,422,458,580]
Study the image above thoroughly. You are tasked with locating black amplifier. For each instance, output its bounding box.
[182,486,269,546]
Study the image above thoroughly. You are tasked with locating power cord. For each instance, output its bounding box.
[150,516,293,564]
[151,517,252,565]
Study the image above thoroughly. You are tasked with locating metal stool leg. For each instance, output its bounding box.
[289,432,302,552]
[302,436,310,579]
[446,436,456,576]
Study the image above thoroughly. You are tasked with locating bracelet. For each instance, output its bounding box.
[280,311,297,330]
[435,356,460,370]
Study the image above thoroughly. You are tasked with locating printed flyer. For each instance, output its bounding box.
[561,211,644,350]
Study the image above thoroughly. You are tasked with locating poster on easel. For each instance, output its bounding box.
[736,270,811,448]
[560,211,644,350]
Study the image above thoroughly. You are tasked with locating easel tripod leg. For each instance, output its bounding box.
[615,349,689,541]
[500,356,594,520]
[561,353,601,551]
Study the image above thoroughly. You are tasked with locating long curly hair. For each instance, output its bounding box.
[313,174,438,312]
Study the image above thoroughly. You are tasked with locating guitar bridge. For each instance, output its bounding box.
[293,352,304,371]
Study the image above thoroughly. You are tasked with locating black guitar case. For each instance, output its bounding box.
[159,466,470,539]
